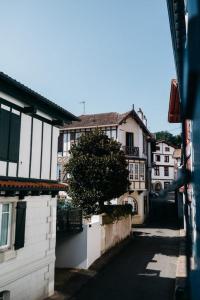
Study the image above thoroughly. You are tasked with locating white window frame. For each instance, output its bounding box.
[129,163,143,181]
[139,163,145,181]
[0,203,12,250]
[129,163,134,180]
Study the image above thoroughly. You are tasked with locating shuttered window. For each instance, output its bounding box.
[0,107,21,162]
[0,203,12,249]
[14,201,26,250]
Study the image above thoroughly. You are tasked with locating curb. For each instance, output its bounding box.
[174,229,187,300]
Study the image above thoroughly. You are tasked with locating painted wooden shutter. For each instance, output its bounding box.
[9,113,21,162]
[14,201,27,250]
[0,108,10,160]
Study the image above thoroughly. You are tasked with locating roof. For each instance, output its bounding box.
[156,140,177,149]
[168,79,181,123]
[63,112,120,128]
[62,109,153,137]
[0,72,78,123]
[0,180,67,192]
[173,148,182,158]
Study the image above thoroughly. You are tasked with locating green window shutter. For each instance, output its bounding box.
[14,201,27,250]
[0,109,10,160]
[9,113,21,162]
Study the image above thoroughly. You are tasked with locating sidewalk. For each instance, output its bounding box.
[47,236,132,300]
[174,229,187,300]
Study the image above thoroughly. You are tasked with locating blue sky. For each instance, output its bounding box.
[0,0,179,133]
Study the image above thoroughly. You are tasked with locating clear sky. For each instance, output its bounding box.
[0,0,179,134]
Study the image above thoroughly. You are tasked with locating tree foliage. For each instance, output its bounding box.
[155,131,182,147]
[65,130,129,216]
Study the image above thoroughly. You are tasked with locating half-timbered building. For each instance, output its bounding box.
[58,106,154,224]
[0,72,77,300]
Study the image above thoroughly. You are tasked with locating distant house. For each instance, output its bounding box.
[151,141,176,191]
[57,106,154,224]
[0,72,77,300]
[173,148,182,180]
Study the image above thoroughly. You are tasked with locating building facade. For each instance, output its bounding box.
[0,72,77,300]
[167,1,200,298]
[57,106,154,224]
[151,141,176,191]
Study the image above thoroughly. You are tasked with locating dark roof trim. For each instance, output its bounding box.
[166,0,186,86]
[0,72,79,122]
[119,110,153,137]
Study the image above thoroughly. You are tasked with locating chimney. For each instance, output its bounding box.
[143,115,147,127]
[137,108,143,120]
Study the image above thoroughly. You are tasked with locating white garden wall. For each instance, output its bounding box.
[56,215,132,270]
[56,221,101,269]
[101,215,132,254]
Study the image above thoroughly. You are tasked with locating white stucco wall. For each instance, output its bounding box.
[56,215,132,269]
[0,195,57,300]
[151,142,176,189]
[101,215,132,254]
[56,221,101,269]
[0,93,59,181]
[117,117,147,158]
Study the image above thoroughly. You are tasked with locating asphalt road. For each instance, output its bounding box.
[72,196,180,300]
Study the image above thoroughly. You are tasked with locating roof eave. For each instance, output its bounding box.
[0,72,78,123]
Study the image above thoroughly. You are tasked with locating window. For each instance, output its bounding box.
[155,155,160,162]
[154,166,160,176]
[0,203,12,249]
[165,147,170,152]
[143,135,147,154]
[126,132,134,147]
[156,146,160,151]
[135,163,139,180]
[139,163,145,181]
[164,155,169,162]
[128,163,139,181]
[0,291,10,300]
[0,107,21,162]
[164,182,170,189]
[129,163,134,180]
[58,133,64,153]
[164,166,169,176]
[0,201,26,255]
[128,163,145,181]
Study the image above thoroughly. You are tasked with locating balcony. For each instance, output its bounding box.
[122,146,139,157]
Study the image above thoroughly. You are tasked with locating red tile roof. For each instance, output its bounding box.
[63,112,121,128]
[62,110,153,137]
[0,180,68,192]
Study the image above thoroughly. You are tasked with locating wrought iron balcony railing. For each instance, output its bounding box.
[122,146,139,157]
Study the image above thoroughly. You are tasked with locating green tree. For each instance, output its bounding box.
[155,131,182,147]
[65,130,129,216]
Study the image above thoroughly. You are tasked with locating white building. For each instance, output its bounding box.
[151,141,176,191]
[57,106,154,224]
[0,72,77,300]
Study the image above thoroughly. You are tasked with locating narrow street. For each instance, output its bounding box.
[72,194,180,300]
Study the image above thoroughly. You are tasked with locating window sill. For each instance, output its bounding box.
[0,249,16,263]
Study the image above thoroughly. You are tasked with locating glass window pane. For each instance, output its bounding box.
[0,211,9,246]
[2,203,9,212]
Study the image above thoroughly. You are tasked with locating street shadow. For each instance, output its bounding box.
[70,196,182,300]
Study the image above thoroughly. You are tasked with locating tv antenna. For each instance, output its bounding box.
[80,101,86,114]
